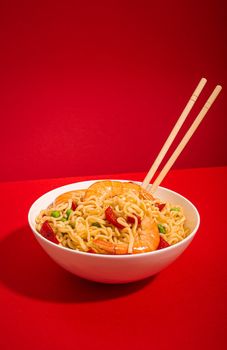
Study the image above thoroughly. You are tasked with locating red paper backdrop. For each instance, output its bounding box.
[0,0,226,182]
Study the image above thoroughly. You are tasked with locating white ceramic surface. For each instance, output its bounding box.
[28,180,200,284]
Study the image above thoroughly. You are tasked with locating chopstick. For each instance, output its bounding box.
[142,78,207,189]
[142,81,222,193]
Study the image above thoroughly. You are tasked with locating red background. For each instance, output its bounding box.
[0,0,226,182]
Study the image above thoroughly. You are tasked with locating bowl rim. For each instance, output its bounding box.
[28,179,200,259]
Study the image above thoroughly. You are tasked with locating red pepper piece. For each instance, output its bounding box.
[87,248,96,254]
[155,203,166,211]
[71,201,77,211]
[40,220,58,244]
[158,236,170,250]
[105,206,125,230]
[127,215,141,225]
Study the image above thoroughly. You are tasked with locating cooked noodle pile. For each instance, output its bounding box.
[35,185,190,254]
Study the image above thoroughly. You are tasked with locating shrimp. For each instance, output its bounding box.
[54,190,85,205]
[92,214,160,254]
[55,180,153,205]
[84,180,154,201]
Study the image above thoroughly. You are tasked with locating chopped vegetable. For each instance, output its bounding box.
[87,248,96,254]
[105,206,125,230]
[170,207,180,212]
[158,224,166,234]
[155,203,166,211]
[92,222,102,228]
[51,210,60,218]
[127,215,141,225]
[158,236,170,249]
[71,201,77,211]
[66,209,73,218]
[40,220,58,243]
[61,217,67,222]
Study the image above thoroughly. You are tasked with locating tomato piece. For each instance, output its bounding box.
[87,248,96,254]
[105,206,124,230]
[157,236,170,249]
[155,203,166,211]
[40,220,58,244]
[127,215,141,225]
[71,201,77,211]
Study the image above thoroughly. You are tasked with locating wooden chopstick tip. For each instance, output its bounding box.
[216,85,222,92]
[201,77,207,84]
[210,84,222,99]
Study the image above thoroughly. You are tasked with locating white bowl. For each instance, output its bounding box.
[28,180,200,284]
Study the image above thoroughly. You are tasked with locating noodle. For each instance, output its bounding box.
[36,185,190,254]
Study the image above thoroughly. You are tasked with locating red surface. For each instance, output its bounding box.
[0,1,226,182]
[0,167,226,350]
